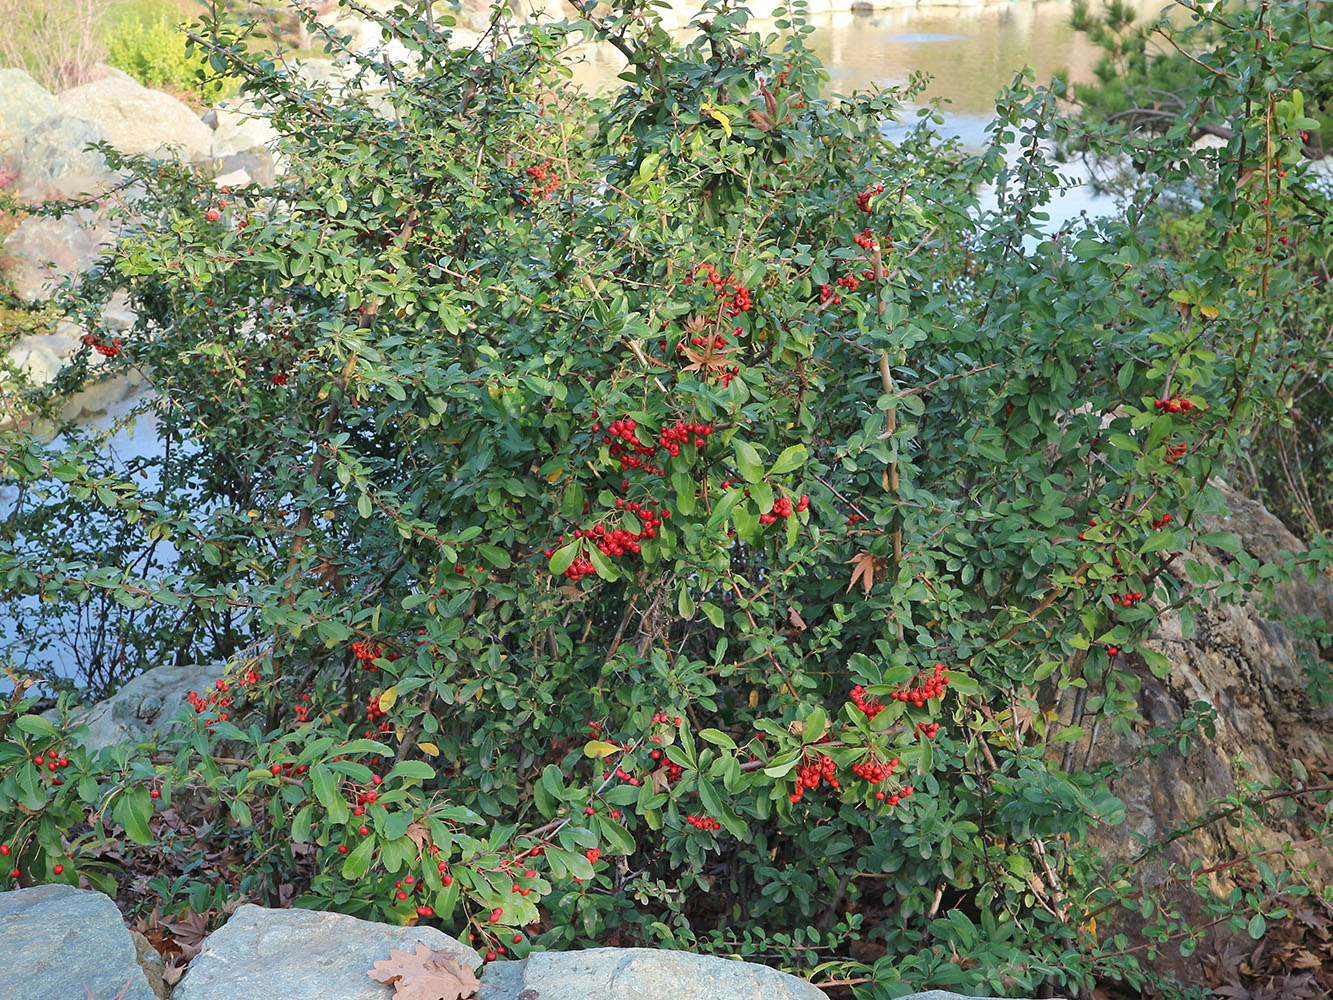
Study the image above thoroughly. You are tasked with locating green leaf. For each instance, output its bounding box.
[311,765,349,824]
[291,803,313,843]
[342,834,376,879]
[734,441,764,484]
[672,470,697,515]
[549,543,579,576]
[587,546,621,581]
[114,787,154,845]
[1247,913,1266,939]
[698,728,737,750]
[769,444,807,475]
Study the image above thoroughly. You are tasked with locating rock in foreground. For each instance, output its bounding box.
[477,948,828,1000]
[0,884,159,1000]
[174,903,481,1000]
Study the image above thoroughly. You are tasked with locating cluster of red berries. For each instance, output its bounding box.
[789,753,838,802]
[760,494,808,525]
[186,679,233,723]
[853,227,878,250]
[683,264,753,317]
[81,331,123,358]
[1164,441,1189,465]
[855,183,885,211]
[364,692,392,736]
[1111,589,1146,607]
[523,160,561,201]
[685,814,721,831]
[649,749,684,784]
[917,722,941,738]
[657,419,713,455]
[1150,512,1173,529]
[850,756,896,783]
[893,663,949,706]
[351,640,394,671]
[31,751,70,789]
[849,685,885,721]
[1154,397,1203,413]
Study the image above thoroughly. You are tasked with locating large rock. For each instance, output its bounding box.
[210,98,279,160]
[65,662,223,752]
[0,68,58,150]
[7,114,116,201]
[3,205,115,302]
[58,77,213,162]
[477,948,828,1000]
[1070,480,1333,978]
[174,903,481,1000]
[0,884,159,1000]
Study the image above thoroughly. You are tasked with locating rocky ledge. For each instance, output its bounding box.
[0,885,1053,1000]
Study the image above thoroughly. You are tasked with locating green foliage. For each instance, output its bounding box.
[107,0,237,102]
[1069,0,1333,150]
[2,0,1332,996]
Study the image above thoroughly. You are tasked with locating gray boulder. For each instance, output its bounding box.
[210,98,279,160]
[477,948,828,1000]
[0,68,58,151]
[214,151,275,187]
[8,114,115,201]
[64,662,223,752]
[175,903,481,1000]
[0,884,159,1000]
[3,204,114,302]
[58,76,214,162]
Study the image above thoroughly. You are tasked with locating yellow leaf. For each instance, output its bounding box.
[1198,304,1219,319]
[378,686,398,712]
[545,467,563,483]
[582,739,622,758]
[703,104,733,138]
[748,690,759,709]
[418,741,440,757]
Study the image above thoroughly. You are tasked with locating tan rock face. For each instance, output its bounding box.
[1068,481,1333,977]
[3,206,114,302]
[58,77,214,162]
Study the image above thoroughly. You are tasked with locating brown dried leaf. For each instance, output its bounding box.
[787,606,807,631]
[650,768,671,795]
[845,550,887,597]
[369,945,480,1000]
[760,81,778,121]
[405,821,432,857]
[747,109,776,132]
[680,340,739,377]
[160,909,212,961]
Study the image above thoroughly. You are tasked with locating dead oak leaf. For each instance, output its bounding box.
[680,340,739,377]
[368,945,480,1000]
[845,550,888,597]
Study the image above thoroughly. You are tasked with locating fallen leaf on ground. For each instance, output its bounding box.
[368,944,480,1000]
